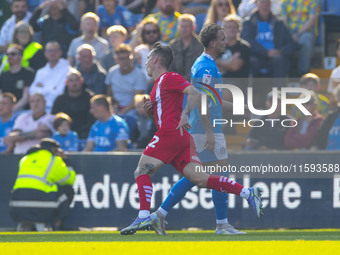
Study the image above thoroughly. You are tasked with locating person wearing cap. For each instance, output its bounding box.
[9,138,76,231]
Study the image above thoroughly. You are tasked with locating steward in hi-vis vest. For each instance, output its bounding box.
[9,138,75,231]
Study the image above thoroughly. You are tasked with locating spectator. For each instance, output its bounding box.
[29,0,79,57]
[29,41,71,113]
[1,21,46,72]
[130,94,157,149]
[314,84,340,150]
[284,91,323,150]
[0,0,11,28]
[204,0,236,26]
[75,44,107,94]
[133,18,161,86]
[101,25,127,71]
[96,0,135,36]
[0,0,31,54]
[67,12,109,66]
[84,94,129,151]
[238,0,281,18]
[281,0,320,75]
[168,14,203,81]
[0,92,17,154]
[328,38,340,93]
[9,138,75,231]
[106,44,147,116]
[0,44,34,112]
[52,68,95,139]
[4,93,54,154]
[243,91,290,150]
[292,73,330,118]
[241,0,295,81]
[52,112,79,151]
[216,15,250,95]
[144,0,181,43]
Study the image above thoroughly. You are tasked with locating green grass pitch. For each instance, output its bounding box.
[1,229,340,242]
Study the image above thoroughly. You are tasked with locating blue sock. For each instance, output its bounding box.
[161,177,195,212]
[212,190,228,220]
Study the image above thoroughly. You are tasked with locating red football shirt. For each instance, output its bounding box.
[150,72,191,133]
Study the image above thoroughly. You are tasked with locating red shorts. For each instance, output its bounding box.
[143,130,201,174]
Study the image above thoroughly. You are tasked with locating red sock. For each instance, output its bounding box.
[207,175,244,195]
[136,175,153,211]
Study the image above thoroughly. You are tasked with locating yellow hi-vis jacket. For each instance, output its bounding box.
[1,42,43,72]
[13,150,76,193]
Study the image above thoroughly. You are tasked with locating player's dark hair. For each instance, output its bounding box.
[53,112,72,130]
[150,42,173,69]
[1,92,17,104]
[199,23,223,48]
[90,94,112,113]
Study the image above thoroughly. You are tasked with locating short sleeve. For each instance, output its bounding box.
[280,0,288,16]
[12,114,25,131]
[87,124,95,141]
[67,39,76,58]
[115,119,129,141]
[134,68,148,91]
[163,73,191,92]
[310,0,321,16]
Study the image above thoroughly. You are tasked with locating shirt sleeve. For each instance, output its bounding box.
[87,124,95,141]
[67,39,76,58]
[280,0,287,16]
[12,114,25,131]
[163,73,191,93]
[310,0,321,16]
[115,118,129,141]
[134,68,148,92]
[50,156,76,186]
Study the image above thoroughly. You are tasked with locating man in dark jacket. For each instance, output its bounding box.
[241,0,295,80]
[29,0,78,57]
[168,14,204,81]
[52,69,95,139]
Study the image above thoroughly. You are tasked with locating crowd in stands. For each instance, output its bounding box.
[0,0,340,154]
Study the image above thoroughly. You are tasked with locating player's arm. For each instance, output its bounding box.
[177,85,202,136]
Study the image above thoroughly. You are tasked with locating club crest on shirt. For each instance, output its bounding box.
[105,127,111,135]
[202,74,212,85]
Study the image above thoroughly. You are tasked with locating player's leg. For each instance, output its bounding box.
[183,162,264,219]
[151,176,195,235]
[208,158,245,235]
[120,154,164,235]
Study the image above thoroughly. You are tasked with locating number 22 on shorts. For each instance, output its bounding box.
[147,135,159,148]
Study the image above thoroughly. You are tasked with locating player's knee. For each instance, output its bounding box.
[134,168,143,179]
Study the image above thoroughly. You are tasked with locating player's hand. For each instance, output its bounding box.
[177,113,191,136]
[205,132,215,151]
[143,97,153,114]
